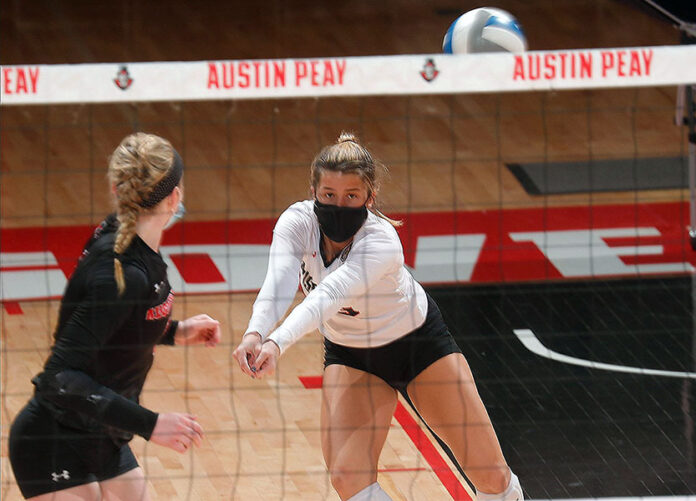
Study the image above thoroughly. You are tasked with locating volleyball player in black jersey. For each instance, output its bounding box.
[9,133,221,500]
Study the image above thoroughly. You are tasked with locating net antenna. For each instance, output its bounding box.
[645,0,696,249]
[640,0,696,38]
[685,84,696,251]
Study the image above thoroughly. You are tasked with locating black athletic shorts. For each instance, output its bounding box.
[324,293,462,393]
[9,397,139,499]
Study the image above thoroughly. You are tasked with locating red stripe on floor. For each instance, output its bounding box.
[299,375,323,389]
[379,467,429,473]
[3,302,23,314]
[393,402,471,501]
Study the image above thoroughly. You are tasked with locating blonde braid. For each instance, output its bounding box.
[108,133,175,295]
[113,179,141,295]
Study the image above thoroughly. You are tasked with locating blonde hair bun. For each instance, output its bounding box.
[337,132,358,144]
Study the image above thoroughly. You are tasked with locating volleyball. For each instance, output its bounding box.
[442,7,527,54]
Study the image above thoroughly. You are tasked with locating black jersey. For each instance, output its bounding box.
[32,214,178,446]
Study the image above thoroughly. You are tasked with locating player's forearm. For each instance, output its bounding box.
[34,368,159,439]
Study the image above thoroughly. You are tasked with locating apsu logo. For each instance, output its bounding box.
[114,65,133,90]
[420,58,439,82]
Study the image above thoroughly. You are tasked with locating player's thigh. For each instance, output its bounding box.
[407,353,506,469]
[407,352,483,423]
[321,363,398,469]
[100,467,150,501]
[27,482,101,501]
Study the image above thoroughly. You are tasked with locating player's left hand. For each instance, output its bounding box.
[175,314,221,347]
[251,340,280,378]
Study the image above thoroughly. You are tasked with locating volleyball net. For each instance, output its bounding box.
[2,46,696,295]
[2,46,696,499]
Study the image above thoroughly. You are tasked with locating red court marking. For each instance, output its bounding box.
[3,202,695,301]
[393,403,471,501]
[379,467,429,473]
[3,302,23,315]
[169,253,225,283]
[299,375,323,389]
[299,375,471,501]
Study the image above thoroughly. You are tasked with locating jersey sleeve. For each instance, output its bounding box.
[267,228,402,353]
[245,206,306,339]
[34,260,159,439]
[158,319,179,346]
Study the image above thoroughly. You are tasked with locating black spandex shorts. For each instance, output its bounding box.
[324,294,462,393]
[9,398,139,499]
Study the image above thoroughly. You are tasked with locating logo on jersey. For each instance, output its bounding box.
[79,219,110,262]
[146,291,174,320]
[339,243,352,263]
[301,261,317,292]
[339,307,360,317]
[51,470,70,482]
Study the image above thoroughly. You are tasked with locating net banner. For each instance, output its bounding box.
[2,45,695,105]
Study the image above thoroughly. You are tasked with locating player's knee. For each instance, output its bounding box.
[329,467,376,499]
[475,468,509,496]
[476,471,523,501]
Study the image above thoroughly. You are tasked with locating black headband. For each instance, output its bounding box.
[139,150,184,208]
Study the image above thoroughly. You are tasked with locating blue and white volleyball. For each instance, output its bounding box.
[443,7,527,54]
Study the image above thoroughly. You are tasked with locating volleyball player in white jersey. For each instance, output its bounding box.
[233,133,522,501]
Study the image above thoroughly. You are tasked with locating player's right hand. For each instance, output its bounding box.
[232,332,263,378]
[150,412,203,453]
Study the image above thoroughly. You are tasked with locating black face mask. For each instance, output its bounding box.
[314,199,368,243]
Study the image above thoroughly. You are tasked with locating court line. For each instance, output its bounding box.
[378,467,429,473]
[393,402,471,501]
[513,328,696,379]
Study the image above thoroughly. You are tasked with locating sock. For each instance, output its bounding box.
[476,471,523,501]
[347,482,393,501]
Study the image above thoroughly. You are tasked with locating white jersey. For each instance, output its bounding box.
[246,200,428,354]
